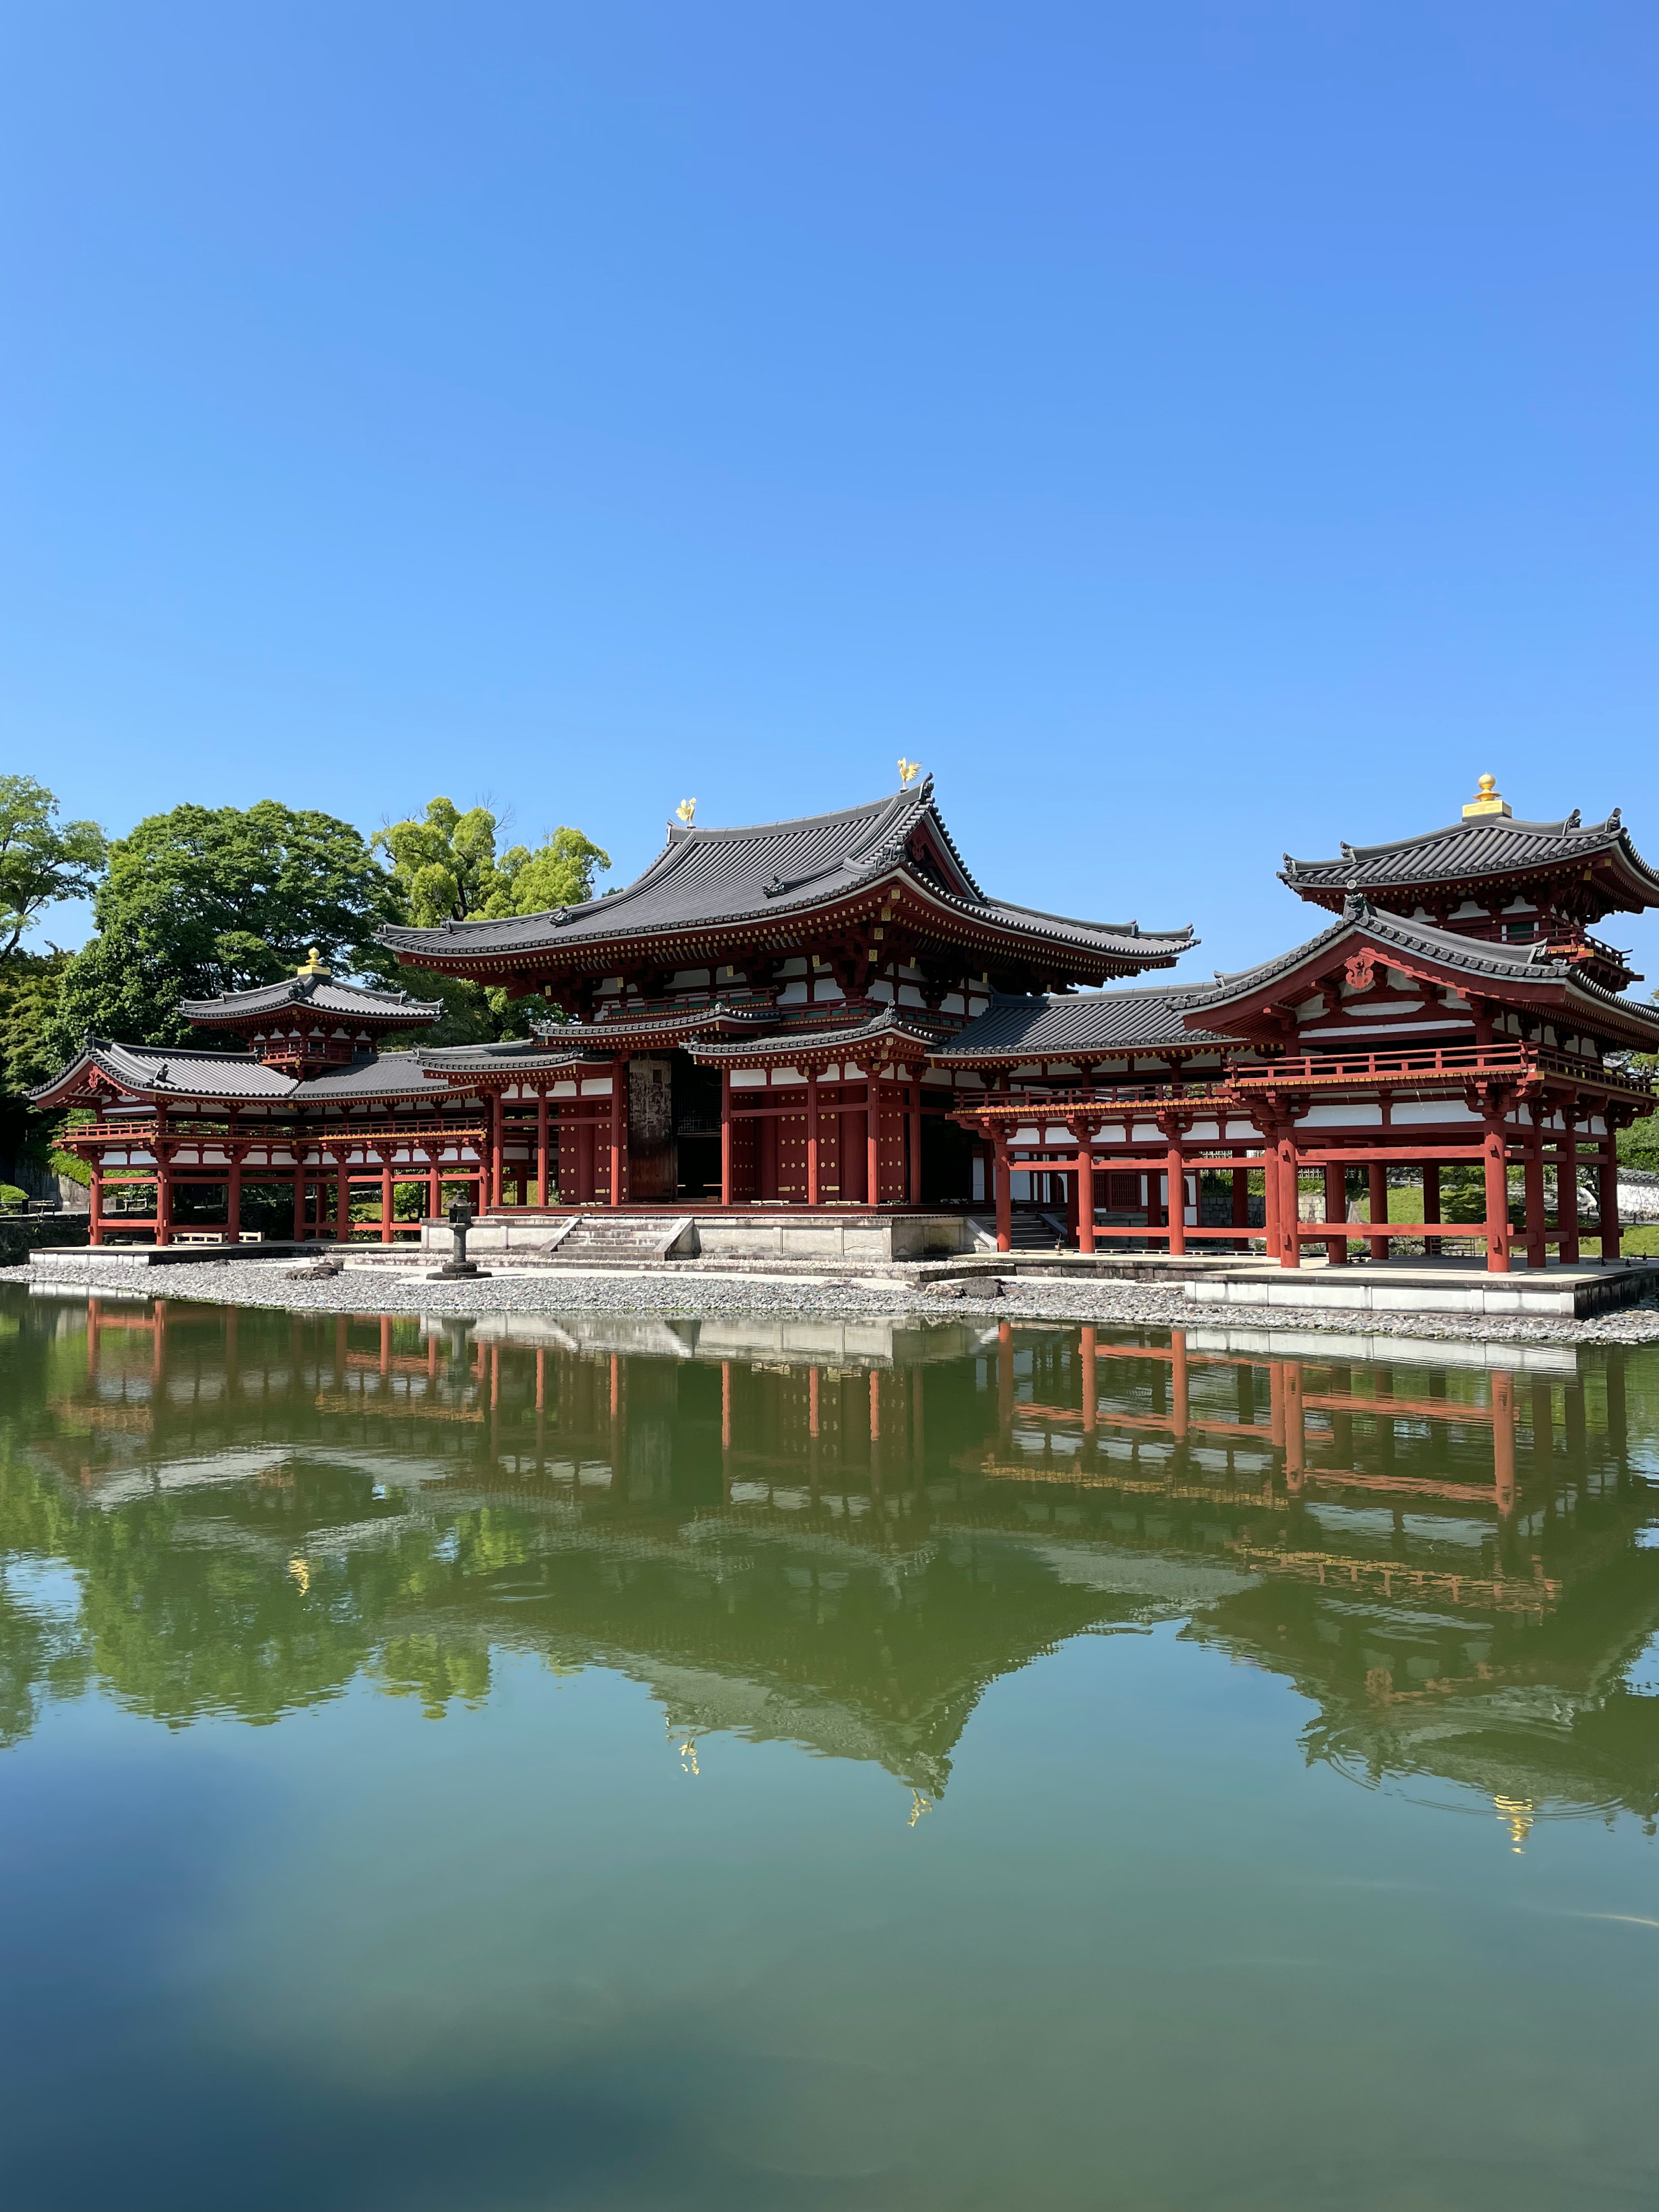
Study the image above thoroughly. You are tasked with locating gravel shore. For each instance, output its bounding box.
[10,1254,1659,1350]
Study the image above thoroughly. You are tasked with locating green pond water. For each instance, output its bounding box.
[3,1286,1659,2212]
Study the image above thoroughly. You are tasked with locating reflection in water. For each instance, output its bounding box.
[10,1287,1659,2212]
[5,1289,1658,1835]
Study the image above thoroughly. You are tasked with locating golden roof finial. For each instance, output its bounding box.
[675,798,697,826]
[1462,772,1512,821]
[296,945,331,978]
[897,757,922,788]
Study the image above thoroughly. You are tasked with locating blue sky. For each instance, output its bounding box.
[3,2,1654,979]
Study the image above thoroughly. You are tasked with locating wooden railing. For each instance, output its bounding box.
[952,1042,1651,1122]
[60,1119,488,1147]
[1229,1041,1651,1093]
[957,1081,1234,1117]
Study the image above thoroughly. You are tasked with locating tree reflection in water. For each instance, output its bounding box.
[3,1288,1659,1835]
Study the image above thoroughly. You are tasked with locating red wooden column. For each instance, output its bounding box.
[908,1077,923,1205]
[1276,1128,1300,1268]
[806,1070,821,1205]
[1557,1120,1580,1264]
[1260,1131,1280,1262]
[380,1157,394,1243]
[427,1161,439,1219]
[153,1108,172,1247]
[535,1088,549,1207]
[89,1161,105,1247]
[865,1074,880,1206]
[490,1092,505,1210]
[1073,1127,1095,1253]
[1482,1112,1512,1274]
[225,1110,242,1246]
[1165,1134,1186,1257]
[1422,1162,1442,1258]
[1322,1162,1348,1265]
[992,1127,1012,1253]
[720,1069,733,1205]
[1523,1123,1547,1268]
[609,1059,625,1206]
[1367,1162,1389,1261]
[1600,1144,1622,1261]
[336,1160,350,1243]
[292,1154,307,1240]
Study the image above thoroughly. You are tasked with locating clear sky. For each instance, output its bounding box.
[3,3,1654,979]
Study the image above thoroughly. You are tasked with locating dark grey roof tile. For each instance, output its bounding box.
[1281,810,1659,903]
[181,975,440,1023]
[377,780,1193,967]
[935,986,1229,1061]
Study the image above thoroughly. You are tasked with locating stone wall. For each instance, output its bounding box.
[0,1216,92,1267]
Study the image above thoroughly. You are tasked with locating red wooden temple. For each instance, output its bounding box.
[32,773,1659,1268]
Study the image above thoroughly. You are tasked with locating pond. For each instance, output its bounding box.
[3,1285,1659,2210]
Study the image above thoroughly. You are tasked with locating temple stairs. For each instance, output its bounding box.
[521,1215,696,1265]
[969,1208,1072,1253]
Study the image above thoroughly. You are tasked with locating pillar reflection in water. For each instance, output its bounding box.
[5,1293,1656,1833]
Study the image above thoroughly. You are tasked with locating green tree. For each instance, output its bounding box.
[0,950,73,1095]
[375,798,608,927]
[0,776,106,959]
[373,799,610,1044]
[43,801,395,1060]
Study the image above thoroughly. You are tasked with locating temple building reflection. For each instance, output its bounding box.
[4,1289,1658,1832]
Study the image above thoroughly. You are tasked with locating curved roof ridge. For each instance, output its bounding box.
[179,975,441,1021]
[979,896,1192,942]
[1284,811,1616,872]
[671,788,903,842]
[424,784,929,940]
[1199,901,1659,1038]
[375,778,1190,969]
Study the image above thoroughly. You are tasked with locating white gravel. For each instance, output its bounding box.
[9,1255,1659,1349]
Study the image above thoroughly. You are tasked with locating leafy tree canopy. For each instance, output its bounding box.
[44,801,393,1058]
[375,799,608,929]
[0,776,106,960]
[1,949,75,1096]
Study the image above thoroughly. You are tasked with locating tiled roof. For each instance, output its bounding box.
[378,779,1193,968]
[1202,898,1659,1043]
[1281,810,1659,906]
[30,1039,299,1106]
[291,1052,470,1101]
[528,999,783,1047]
[934,986,1230,1062]
[688,1006,951,1064]
[181,974,440,1025]
[414,1041,613,1077]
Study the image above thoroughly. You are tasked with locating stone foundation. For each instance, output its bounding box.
[427,1210,974,1264]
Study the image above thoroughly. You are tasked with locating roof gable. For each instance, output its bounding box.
[376,778,1193,973]
[180,974,440,1027]
[1281,809,1659,912]
[1195,898,1659,1048]
[29,1038,299,1108]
